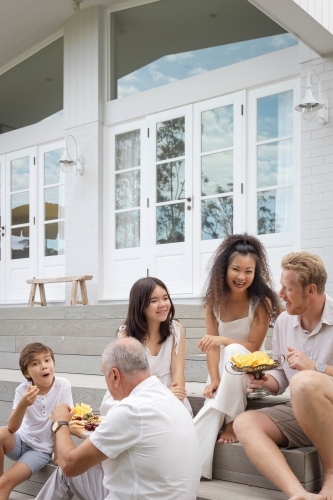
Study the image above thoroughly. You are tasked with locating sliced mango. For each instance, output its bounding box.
[72,403,93,417]
[231,351,275,368]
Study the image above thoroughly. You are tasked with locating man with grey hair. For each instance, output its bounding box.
[36,337,201,500]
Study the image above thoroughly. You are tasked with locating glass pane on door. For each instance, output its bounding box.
[116,130,140,171]
[156,203,185,244]
[11,226,30,259]
[201,105,233,152]
[115,170,140,209]
[116,210,140,249]
[201,196,233,240]
[156,117,186,245]
[44,149,65,256]
[11,157,30,259]
[258,187,293,234]
[45,221,65,256]
[257,90,293,141]
[256,90,293,234]
[115,129,141,249]
[156,161,185,202]
[0,166,1,261]
[201,151,233,196]
[156,117,185,161]
[200,105,234,240]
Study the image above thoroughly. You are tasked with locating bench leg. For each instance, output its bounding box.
[28,284,37,307]
[39,283,47,306]
[70,280,78,306]
[79,280,89,305]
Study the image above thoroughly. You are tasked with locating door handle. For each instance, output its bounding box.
[179,197,192,202]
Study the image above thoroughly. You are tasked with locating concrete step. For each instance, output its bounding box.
[0,304,207,383]
[212,443,322,493]
[3,368,321,498]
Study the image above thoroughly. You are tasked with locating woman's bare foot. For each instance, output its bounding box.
[218,422,238,444]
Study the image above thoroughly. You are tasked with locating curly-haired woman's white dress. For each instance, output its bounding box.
[100,320,193,416]
[194,303,261,479]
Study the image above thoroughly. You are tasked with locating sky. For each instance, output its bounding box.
[118,33,298,99]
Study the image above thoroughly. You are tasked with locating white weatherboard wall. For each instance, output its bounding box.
[63,6,105,305]
[299,44,333,295]
[293,0,333,33]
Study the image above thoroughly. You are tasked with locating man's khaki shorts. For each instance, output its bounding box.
[258,403,312,448]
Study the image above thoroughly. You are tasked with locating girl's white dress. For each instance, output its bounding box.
[100,320,193,416]
[193,302,261,479]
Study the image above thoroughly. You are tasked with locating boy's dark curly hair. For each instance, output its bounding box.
[203,233,279,321]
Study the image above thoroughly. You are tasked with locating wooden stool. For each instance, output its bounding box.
[26,276,93,306]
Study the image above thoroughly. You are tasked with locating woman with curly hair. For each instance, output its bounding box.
[194,234,279,479]
[100,276,193,415]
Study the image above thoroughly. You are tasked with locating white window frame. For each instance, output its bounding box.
[192,92,244,295]
[104,119,148,300]
[36,141,66,301]
[246,78,301,250]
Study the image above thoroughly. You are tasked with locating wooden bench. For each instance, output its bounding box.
[26,276,93,306]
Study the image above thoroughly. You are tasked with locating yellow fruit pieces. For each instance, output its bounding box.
[231,351,275,368]
[72,403,93,417]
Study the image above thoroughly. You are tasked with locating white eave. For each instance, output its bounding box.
[248,0,333,56]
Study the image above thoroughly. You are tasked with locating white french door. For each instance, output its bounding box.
[107,121,148,298]
[0,143,66,304]
[4,148,36,302]
[192,92,244,291]
[0,154,5,300]
[107,99,242,298]
[36,142,66,301]
[106,83,298,299]
[147,106,193,294]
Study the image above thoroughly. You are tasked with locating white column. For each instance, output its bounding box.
[299,43,333,295]
[63,6,105,304]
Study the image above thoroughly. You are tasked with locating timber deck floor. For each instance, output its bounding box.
[9,480,290,500]
[9,493,35,499]
[197,480,292,499]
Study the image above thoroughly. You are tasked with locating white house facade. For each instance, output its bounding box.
[0,0,333,306]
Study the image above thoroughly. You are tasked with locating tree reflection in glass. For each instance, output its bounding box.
[157,161,185,202]
[257,188,292,234]
[200,104,234,240]
[156,117,185,161]
[201,196,233,240]
[156,203,185,244]
[156,117,186,245]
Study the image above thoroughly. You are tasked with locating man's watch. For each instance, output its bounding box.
[52,421,69,434]
[315,362,326,373]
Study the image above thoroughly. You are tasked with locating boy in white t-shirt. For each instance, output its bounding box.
[0,342,73,500]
